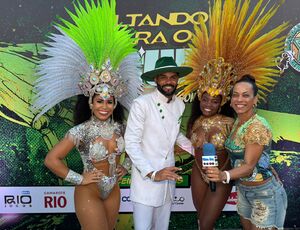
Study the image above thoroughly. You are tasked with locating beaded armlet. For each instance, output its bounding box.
[65,169,83,185]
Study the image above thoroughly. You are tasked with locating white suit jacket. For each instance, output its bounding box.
[125,89,193,207]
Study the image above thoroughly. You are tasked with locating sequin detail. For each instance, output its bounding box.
[97,175,117,199]
[89,142,108,162]
[65,118,125,198]
[229,114,272,148]
[122,157,132,171]
[225,114,273,182]
[65,170,83,185]
[191,114,233,183]
[191,114,233,150]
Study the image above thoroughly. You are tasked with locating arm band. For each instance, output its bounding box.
[65,169,83,185]
[222,170,230,184]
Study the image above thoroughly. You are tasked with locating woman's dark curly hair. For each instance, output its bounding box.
[232,74,258,96]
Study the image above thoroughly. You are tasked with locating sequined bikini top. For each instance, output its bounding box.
[66,117,125,164]
[190,114,234,150]
[89,136,124,162]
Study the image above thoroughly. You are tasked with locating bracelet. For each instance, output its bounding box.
[222,171,230,184]
[121,157,132,172]
[151,171,157,182]
[65,169,83,185]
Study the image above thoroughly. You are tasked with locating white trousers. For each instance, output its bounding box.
[132,201,172,230]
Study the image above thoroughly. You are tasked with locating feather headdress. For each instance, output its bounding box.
[178,0,289,104]
[32,0,142,120]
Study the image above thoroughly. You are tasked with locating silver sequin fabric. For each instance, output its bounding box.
[66,118,125,198]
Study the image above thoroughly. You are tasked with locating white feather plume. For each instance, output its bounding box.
[32,28,143,121]
[32,28,89,121]
[118,53,143,111]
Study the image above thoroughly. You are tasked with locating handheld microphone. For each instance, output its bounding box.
[202,143,218,192]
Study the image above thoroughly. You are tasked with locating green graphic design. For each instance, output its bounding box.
[284,23,300,72]
[1,0,300,228]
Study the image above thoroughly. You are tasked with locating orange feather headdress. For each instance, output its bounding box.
[178,0,289,105]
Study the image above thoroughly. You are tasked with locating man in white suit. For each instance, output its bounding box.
[125,56,194,230]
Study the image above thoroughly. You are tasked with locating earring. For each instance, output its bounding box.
[89,104,94,119]
[252,104,257,113]
[111,113,114,124]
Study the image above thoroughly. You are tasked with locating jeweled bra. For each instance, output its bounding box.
[66,117,125,198]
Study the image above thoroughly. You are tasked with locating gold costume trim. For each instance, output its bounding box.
[178,0,289,103]
[232,115,273,148]
[244,121,272,146]
[191,114,233,184]
[191,114,233,150]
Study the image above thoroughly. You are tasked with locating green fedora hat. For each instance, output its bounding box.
[141,56,193,81]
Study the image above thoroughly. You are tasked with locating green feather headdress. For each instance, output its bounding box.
[33,0,142,120]
[58,0,137,69]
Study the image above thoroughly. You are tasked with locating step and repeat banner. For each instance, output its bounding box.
[1,0,300,229]
[0,185,237,214]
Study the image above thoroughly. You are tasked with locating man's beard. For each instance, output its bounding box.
[157,83,177,97]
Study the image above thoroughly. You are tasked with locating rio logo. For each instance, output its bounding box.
[44,196,67,208]
[226,191,237,205]
[4,195,32,207]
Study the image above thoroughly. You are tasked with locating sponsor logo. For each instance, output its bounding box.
[202,156,218,166]
[172,196,185,205]
[121,196,131,202]
[226,191,237,205]
[44,191,66,195]
[175,175,189,187]
[4,191,32,208]
[44,191,67,208]
[119,176,131,188]
[283,23,300,72]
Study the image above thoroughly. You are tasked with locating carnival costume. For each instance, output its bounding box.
[178,0,288,228]
[177,0,288,181]
[32,0,141,198]
[190,114,233,182]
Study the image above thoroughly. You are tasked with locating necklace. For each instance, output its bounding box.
[90,116,116,140]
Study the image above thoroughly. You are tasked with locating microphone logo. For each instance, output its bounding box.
[202,155,218,166]
[202,143,218,192]
[202,143,218,167]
